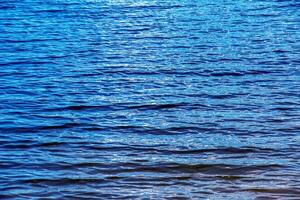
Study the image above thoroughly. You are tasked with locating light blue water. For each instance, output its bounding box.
[0,0,300,199]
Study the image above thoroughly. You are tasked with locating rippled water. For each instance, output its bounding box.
[1,0,300,199]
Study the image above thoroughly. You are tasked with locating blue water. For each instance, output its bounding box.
[1,0,300,199]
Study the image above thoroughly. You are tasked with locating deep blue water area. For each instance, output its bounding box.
[0,0,300,199]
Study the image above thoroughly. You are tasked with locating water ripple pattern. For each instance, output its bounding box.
[0,0,300,199]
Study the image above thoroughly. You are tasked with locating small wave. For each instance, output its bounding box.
[43,105,116,112]
[242,188,300,196]
[22,178,106,185]
[105,163,284,175]
[128,103,186,110]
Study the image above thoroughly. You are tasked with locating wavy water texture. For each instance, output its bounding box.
[0,0,300,199]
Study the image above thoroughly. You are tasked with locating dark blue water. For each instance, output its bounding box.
[1,0,300,199]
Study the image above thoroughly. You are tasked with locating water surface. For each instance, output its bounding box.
[0,0,300,199]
